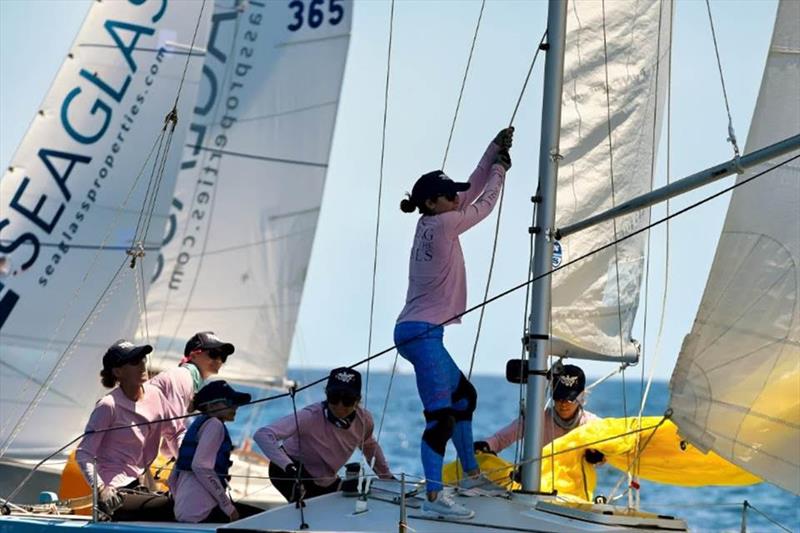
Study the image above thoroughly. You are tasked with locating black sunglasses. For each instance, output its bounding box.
[208,351,229,363]
[327,392,359,407]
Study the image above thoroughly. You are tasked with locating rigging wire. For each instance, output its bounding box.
[467,29,548,380]
[634,2,672,504]
[704,0,741,159]
[6,154,796,497]
[441,0,486,170]
[364,0,395,413]
[155,1,242,364]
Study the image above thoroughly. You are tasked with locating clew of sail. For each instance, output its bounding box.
[143,0,353,387]
[0,1,210,461]
[552,0,671,361]
[669,0,800,495]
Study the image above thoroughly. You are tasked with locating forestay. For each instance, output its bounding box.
[551,0,671,361]
[144,0,353,387]
[0,1,210,459]
[670,0,800,495]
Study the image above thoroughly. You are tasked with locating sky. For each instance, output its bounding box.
[0,0,780,384]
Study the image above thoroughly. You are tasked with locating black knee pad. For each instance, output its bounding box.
[451,374,477,422]
[422,409,456,456]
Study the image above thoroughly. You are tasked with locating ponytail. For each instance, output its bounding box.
[100,367,118,389]
[399,194,417,213]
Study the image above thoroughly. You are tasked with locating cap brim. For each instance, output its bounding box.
[553,389,581,401]
[453,182,471,192]
[120,344,153,364]
[209,342,235,356]
[326,384,361,396]
[231,391,252,406]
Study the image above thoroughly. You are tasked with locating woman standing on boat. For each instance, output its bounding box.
[75,340,184,521]
[170,380,262,523]
[393,127,513,520]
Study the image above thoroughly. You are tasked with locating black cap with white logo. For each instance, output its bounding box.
[551,364,586,401]
[184,331,235,357]
[325,367,362,397]
[102,340,152,370]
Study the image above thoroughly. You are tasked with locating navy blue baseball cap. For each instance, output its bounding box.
[552,364,586,401]
[410,171,470,206]
[102,340,152,370]
[194,380,251,409]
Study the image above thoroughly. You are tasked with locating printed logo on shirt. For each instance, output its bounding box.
[412,224,434,262]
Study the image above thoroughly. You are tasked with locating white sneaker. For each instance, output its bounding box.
[421,493,475,520]
[458,473,505,496]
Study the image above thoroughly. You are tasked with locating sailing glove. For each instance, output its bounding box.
[495,149,512,171]
[98,485,123,515]
[584,449,605,465]
[473,441,495,455]
[494,127,514,150]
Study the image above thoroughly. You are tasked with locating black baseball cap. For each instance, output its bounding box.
[551,364,586,401]
[325,367,362,397]
[184,331,235,357]
[102,340,152,370]
[194,380,251,409]
[410,170,470,206]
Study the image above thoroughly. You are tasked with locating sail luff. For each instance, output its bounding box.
[669,0,800,495]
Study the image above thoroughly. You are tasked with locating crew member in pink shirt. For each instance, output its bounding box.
[76,340,184,521]
[474,365,604,464]
[170,380,262,523]
[149,331,236,441]
[393,128,513,520]
[254,368,393,503]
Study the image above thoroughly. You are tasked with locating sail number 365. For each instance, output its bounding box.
[288,0,344,31]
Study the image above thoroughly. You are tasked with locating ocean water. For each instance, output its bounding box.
[231,370,799,532]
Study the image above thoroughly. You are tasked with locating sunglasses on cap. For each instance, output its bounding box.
[327,392,359,407]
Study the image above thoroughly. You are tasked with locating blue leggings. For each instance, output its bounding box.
[394,321,478,493]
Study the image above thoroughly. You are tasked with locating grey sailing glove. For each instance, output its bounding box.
[493,126,514,150]
[495,149,512,171]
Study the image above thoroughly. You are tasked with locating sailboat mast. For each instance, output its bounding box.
[521,0,568,492]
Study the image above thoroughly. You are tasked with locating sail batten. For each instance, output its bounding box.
[669,0,800,495]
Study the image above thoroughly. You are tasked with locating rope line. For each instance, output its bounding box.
[704,0,741,158]
[441,0,486,169]
[5,154,796,502]
[509,31,548,126]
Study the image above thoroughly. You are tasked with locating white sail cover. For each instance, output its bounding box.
[670,0,800,495]
[144,0,352,386]
[551,0,671,360]
[0,2,210,459]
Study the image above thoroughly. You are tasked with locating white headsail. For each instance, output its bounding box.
[143,0,353,386]
[551,0,671,361]
[0,1,210,460]
[670,0,800,495]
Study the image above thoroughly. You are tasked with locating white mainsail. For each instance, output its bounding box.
[670,0,800,495]
[0,1,210,460]
[144,0,353,386]
[552,0,671,360]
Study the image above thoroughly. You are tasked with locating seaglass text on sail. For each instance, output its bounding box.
[0,0,172,329]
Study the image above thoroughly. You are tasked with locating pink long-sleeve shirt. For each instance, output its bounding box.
[485,410,599,453]
[76,384,184,489]
[254,402,392,487]
[148,365,197,443]
[169,417,235,523]
[397,142,505,326]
